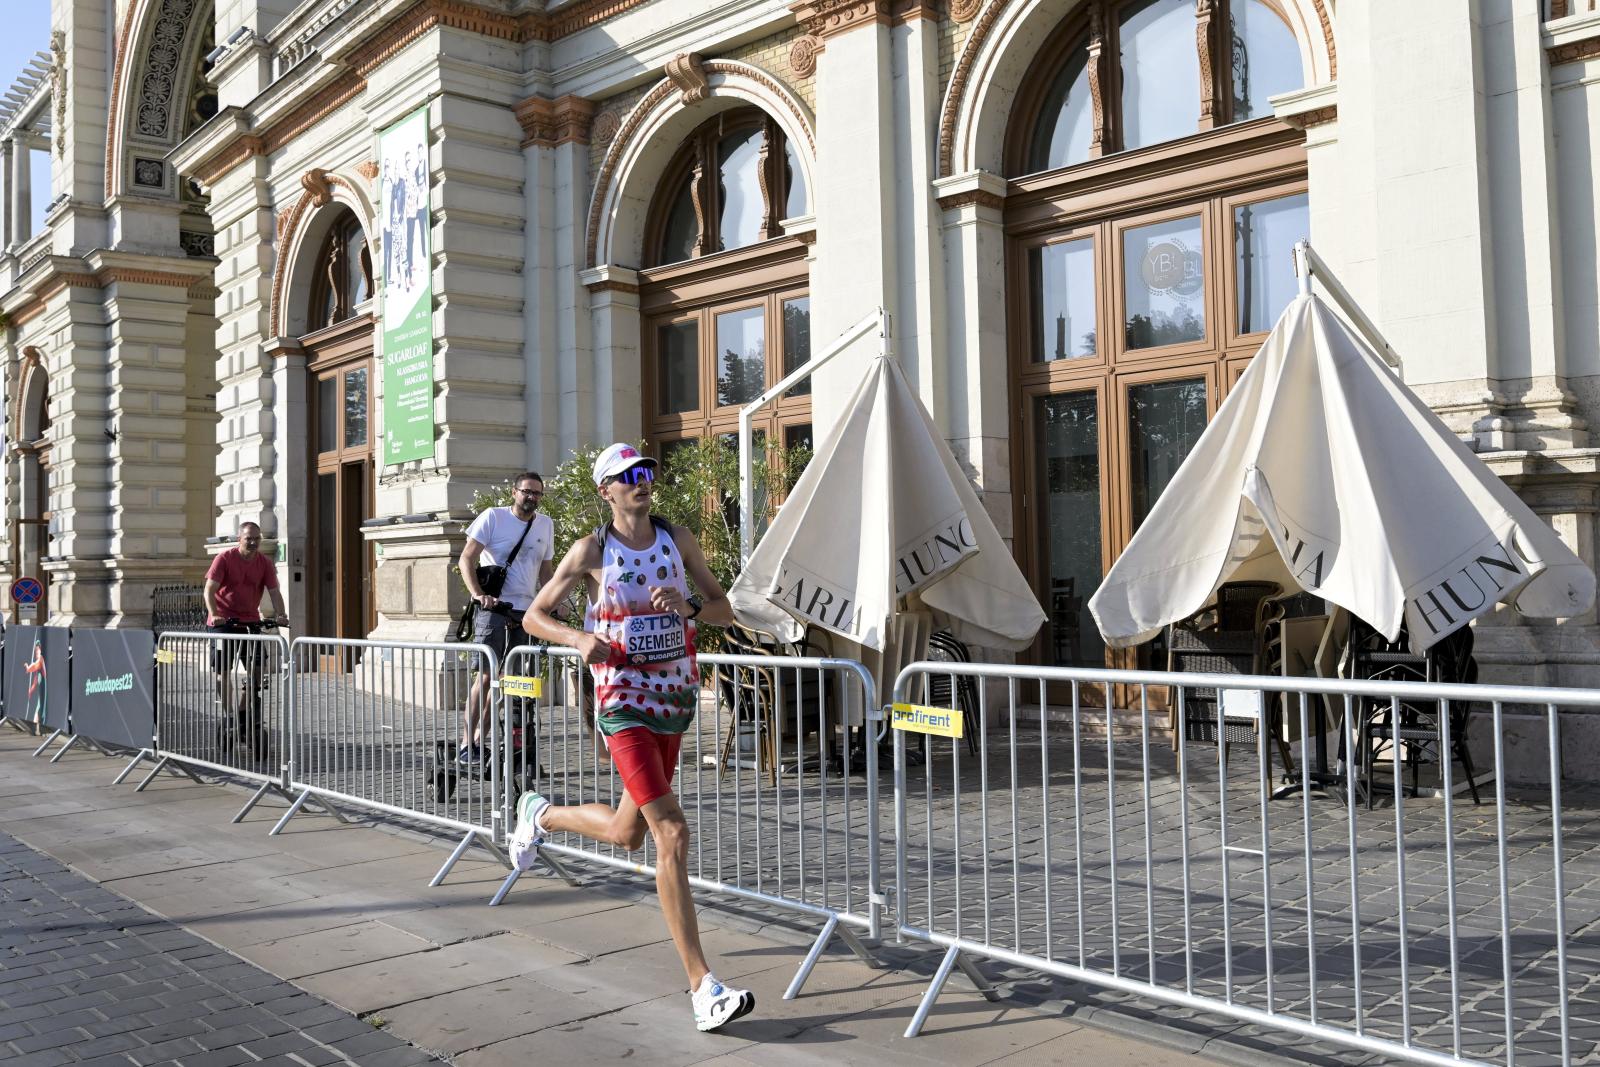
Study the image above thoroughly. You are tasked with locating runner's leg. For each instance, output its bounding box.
[539,790,648,851]
[639,792,709,990]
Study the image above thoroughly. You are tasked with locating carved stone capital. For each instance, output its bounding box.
[790,0,892,41]
[1281,104,1338,130]
[517,94,596,148]
[665,52,710,104]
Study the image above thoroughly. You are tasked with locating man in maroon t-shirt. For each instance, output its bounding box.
[204,522,288,755]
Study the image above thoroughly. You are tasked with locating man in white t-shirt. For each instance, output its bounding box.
[458,471,554,764]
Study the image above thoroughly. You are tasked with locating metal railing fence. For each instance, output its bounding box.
[889,661,1595,1067]
[274,637,506,883]
[491,644,885,998]
[126,631,293,813]
[150,585,206,639]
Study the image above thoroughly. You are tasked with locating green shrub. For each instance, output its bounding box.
[471,439,811,642]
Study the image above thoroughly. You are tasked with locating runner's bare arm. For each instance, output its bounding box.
[666,531,733,627]
[524,537,610,662]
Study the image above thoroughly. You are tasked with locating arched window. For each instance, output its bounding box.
[647,110,810,267]
[1010,0,1305,176]
[1004,0,1308,680]
[640,108,813,476]
[308,211,373,331]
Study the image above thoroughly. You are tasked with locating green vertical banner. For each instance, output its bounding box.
[380,106,435,465]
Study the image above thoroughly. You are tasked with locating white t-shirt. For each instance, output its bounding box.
[465,507,554,611]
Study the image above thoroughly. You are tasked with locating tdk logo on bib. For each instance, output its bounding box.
[624,612,686,665]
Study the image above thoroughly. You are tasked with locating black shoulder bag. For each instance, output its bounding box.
[456,513,536,640]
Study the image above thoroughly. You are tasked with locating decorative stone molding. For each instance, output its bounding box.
[581,269,641,296]
[1281,104,1337,130]
[356,159,380,181]
[270,171,367,337]
[6,261,215,328]
[933,169,1007,212]
[1549,34,1600,65]
[50,31,66,158]
[592,109,621,146]
[791,0,893,41]
[1196,0,1217,129]
[10,346,47,442]
[301,167,334,206]
[950,0,982,21]
[665,53,710,104]
[584,60,817,269]
[936,0,1337,177]
[191,135,264,187]
[515,94,597,148]
[789,34,822,77]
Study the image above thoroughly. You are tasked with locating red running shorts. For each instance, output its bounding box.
[604,726,683,808]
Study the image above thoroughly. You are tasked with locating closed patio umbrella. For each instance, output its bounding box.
[728,353,1045,656]
[1089,292,1594,654]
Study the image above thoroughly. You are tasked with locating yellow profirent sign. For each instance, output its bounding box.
[890,702,964,739]
[154,649,176,665]
[500,675,542,699]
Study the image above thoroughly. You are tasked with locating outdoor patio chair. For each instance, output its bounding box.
[925,629,980,758]
[714,623,831,785]
[1168,581,1293,777]
[1350,619,1481,807]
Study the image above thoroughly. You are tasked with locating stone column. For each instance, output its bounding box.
[581,268,642,444]
[794,0,903,429]
[934,170,1012,540]
[8,137,31,248]
[517,94,595,473]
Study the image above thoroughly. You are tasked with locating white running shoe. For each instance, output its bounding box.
[691,973,754,1032]
[509,790,550,871]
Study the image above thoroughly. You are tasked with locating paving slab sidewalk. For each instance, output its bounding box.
[0,731,1230,1066]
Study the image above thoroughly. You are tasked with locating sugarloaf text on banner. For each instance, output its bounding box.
[380,106,436,465]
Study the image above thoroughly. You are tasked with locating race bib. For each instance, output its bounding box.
[623,612,687,665]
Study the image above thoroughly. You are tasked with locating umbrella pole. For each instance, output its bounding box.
[1292,240,1404,378]
[739,307,891,563]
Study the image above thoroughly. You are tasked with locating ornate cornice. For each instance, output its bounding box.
[936,187,1005,211]
[665,53,710,104]
[8,261,213,327]
[791,0,893,41]
[515,94,597,147]
[1549,34,1600,65]
[891,0,940,24]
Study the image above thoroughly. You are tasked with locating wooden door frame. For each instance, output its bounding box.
[304,316,376,640]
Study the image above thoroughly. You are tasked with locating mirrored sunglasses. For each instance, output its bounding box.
[609,465,654,486]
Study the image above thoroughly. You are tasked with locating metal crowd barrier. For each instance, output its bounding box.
[890,661,1592,1066]
[120,631,293,817]
[491,644,884,999]
[275,637,506,886]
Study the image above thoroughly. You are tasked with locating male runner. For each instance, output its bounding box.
[512,442,755,1033]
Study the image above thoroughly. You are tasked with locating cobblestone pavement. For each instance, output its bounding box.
[0,829,443,1066]
[138,647,1600,1065]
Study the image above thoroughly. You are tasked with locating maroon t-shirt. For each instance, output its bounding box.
[206,549,278,623]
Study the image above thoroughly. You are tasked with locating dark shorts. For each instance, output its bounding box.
[206,620,270,677]
[472,607,530,671]
[604,726,683,808]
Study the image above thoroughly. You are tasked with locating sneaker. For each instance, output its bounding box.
[508,790,551,872]
[690,973,754,1033]
[455,744,480,766]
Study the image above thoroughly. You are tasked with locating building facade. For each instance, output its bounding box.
[2,0,1597,692]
